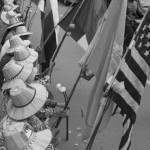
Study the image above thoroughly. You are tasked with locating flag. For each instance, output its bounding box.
[80,0,127,140]
[59,0,107,50]
[50,0,59,45]
[35,0,57,72]
[32,0,59,43]
[111,7,150,150]
[31,0,59,71]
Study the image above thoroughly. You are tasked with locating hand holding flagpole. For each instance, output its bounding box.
[56,83,69,140]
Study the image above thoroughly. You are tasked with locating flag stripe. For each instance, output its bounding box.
[121,61,144,96]
[123,114,128,126]
[112,91,136,123]
[114,84,139,112]
[125,50,147,86]
[119,118,133,150]
[112,103,120,115]
[131,46,149,75]
[116,71,141,105]
[127,140,131,150]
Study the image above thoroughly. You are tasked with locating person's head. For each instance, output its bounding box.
[3,121,53,150]
[13,45,38,66]
[2,59,34,82]
[6,81,48,120]
[13,25,33,40]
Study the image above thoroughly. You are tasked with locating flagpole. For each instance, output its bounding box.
[47,0,86,78]
[84,7,148,150]
[85,96,111,150]
[55,69,83,128]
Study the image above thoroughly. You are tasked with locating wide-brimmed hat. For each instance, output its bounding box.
[14,25,33,37]
[2,78,26,93]
[0,36,31,61]
[7,16,24,29]
[3,59,33,82]
[3,121,52,150]
[7,82,48,120]
[7,35,31,53]
[1,9,21,24]
[13,46,38,65]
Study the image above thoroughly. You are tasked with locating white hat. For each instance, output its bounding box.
[3,121,52,150]
[7,82,48,120]
[13,46,38,65]
[2,59,33,82]
[2,78,26,92]
[14,25,33,37]
[7,35,31,53]
[0,35,31,61]
[7,16,24,29]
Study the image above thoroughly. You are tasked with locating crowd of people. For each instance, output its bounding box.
[0,0,69,150]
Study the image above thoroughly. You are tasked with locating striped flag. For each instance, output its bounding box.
[111,7,150,150]
[59,0,107,50]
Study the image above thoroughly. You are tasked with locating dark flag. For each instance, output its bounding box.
[111,7,150,150]
[59,0,107,50]
[32,0,57,72]
[39,0,57,72]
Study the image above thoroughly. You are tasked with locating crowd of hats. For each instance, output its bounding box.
[0,0,53,150]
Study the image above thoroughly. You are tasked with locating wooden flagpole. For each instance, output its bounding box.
[55,69,83,128]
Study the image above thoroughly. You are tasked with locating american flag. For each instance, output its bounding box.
[111,7,150,150]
